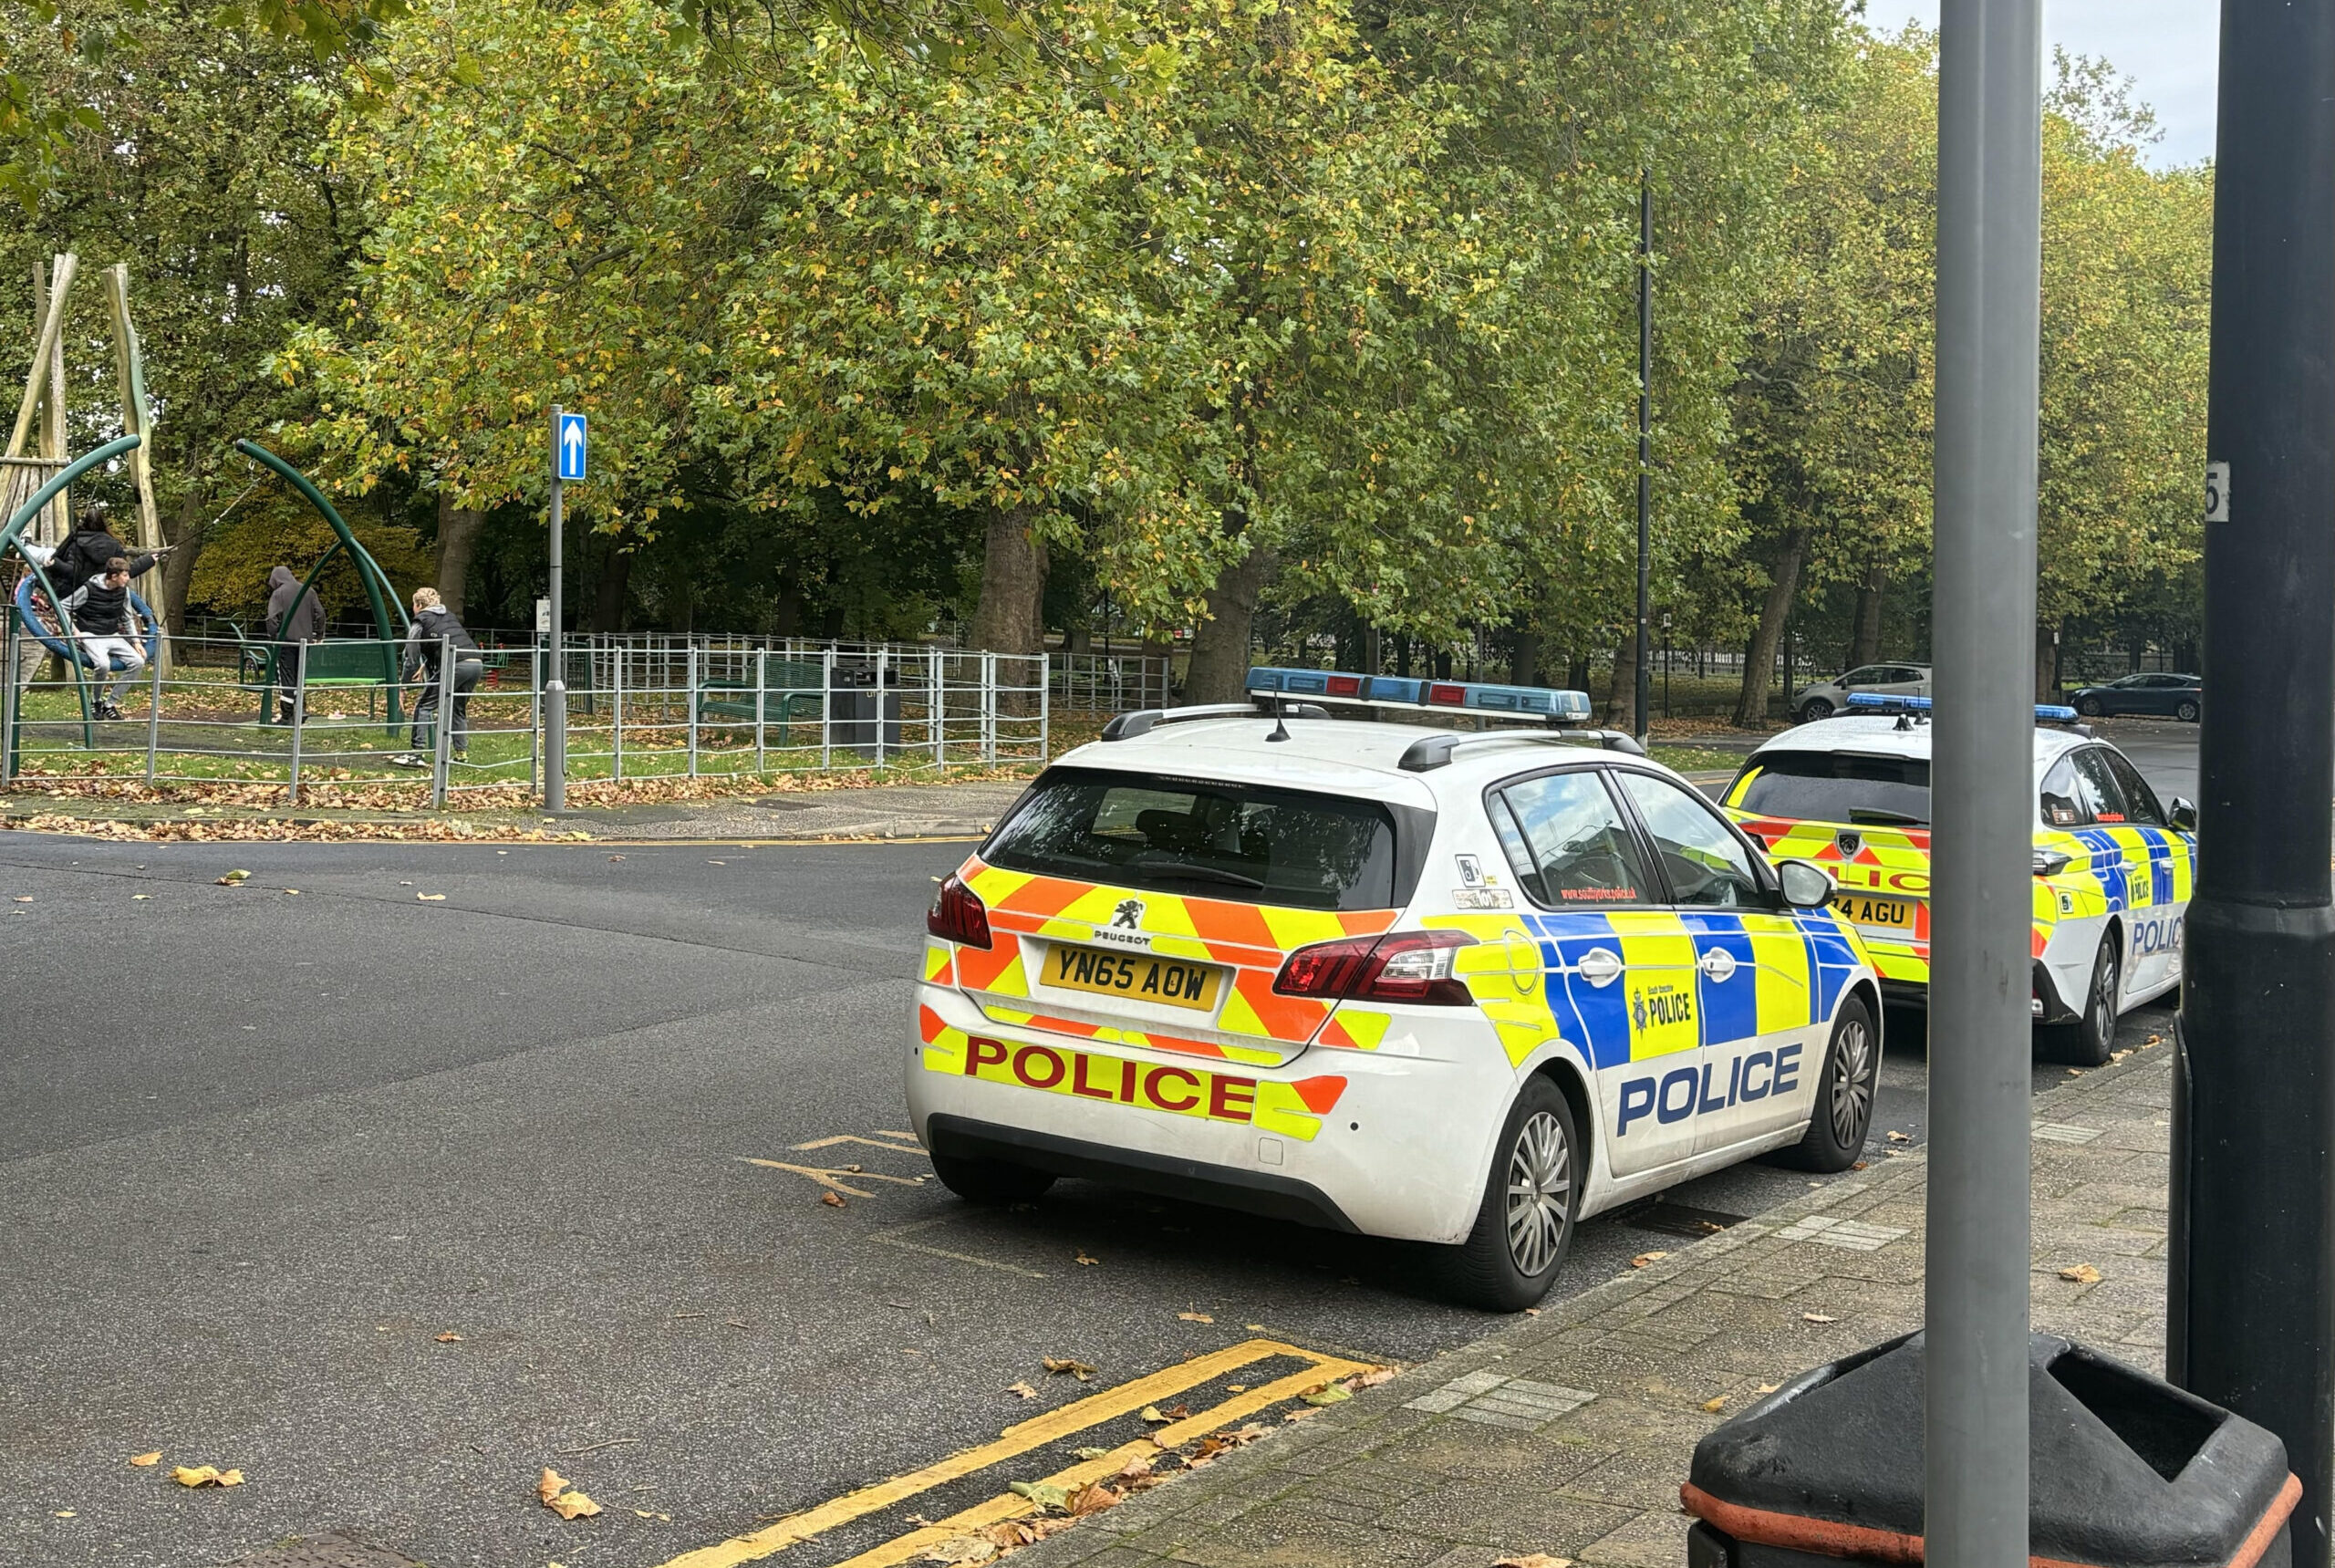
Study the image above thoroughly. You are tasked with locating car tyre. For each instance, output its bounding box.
[2175,698,2201,723]
[1433,1075,1580,1312]
[1771,995,1879,1173]
[2076,696,2103,718]
[930,1152,1057,1204]
[1797,698,1834,723]
[2039,935,2119,1067]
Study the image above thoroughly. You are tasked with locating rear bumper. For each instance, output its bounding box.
[906,982,1513,1244]
[925,1116,1359,1232]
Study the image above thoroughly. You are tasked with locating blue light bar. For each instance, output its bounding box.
[1247,667,1593,723]
[1843,691,2081,724]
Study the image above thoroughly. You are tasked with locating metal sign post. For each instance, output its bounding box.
[2172,5,2335,1564]
[1634,171,1654,746]
[1929,2,2042,1563]
[545,406,584,810]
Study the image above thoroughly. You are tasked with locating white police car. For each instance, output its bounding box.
[909,670,1884,1309]
[1723,694,2197,1064]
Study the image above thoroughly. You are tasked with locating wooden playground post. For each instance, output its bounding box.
[9,254,76,475]
[102,265,168,674]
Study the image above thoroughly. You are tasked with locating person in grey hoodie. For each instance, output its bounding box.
[264,566,327,724]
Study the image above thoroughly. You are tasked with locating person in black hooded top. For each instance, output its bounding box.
[49,505,166,597]
[264,566,327,724]
[392,586,483,766]
[57,556,148,719]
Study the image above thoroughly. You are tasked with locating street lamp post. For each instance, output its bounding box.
[1634,171,1654,745]
[1929,1,2043,1563]
[2172,5,2335,1564]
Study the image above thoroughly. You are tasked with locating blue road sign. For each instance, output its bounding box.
[555,411,587,482]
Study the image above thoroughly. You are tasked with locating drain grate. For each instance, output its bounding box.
[220,1532,425,1568]
[1614,1198,1749,1239]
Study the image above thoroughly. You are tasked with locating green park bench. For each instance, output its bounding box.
[696,659,826,744]
[233,628,404,722]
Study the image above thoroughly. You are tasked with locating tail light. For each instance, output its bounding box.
[1273,929,1477,1007]
[927,873,992,950]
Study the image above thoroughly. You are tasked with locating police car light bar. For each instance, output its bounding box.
[1247,667,1594,724]
[1842,691,2082,725]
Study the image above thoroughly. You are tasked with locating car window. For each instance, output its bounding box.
[1730,749,1930,826]
[2070,748,2131,824]
[2040,756,2088,827]
[1491,771,1654,908]
[2100,749,2166,826]
[1840,666,1884,686]
[1615,771,1767,909]
[985,765,1400,910]
[1882,666,1920,683]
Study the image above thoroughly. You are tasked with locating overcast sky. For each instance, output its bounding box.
[1856,2,2219,167]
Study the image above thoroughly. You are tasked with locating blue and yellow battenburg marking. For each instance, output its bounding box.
[1430,908,1863,1069]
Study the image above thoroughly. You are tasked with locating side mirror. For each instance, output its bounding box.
[2169,797,2198,833]
[1775,858,1837,910]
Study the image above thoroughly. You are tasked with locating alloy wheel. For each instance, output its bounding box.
[1829,1016,1874,1149]
[1504,1111,1573,1277]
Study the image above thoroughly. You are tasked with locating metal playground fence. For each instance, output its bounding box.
[1,629,1058,806]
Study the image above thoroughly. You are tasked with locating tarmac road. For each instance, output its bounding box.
[0,754,2179,1566]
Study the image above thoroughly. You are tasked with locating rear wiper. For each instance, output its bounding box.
[1130,854,1267,890]
[1847,807,1926,826]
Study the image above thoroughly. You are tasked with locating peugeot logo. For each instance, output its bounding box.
[1836,830,1863,858]
[1112,898,1144,929]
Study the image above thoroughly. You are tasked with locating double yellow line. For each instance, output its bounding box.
[657,1338,1375,1568]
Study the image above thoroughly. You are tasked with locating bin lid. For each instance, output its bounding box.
[1684,1332,2298,1568]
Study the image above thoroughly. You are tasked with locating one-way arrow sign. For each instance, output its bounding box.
[555,411,587,482]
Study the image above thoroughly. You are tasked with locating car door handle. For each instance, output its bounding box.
[1575,948,1623,988]
[1698,948,1739,981]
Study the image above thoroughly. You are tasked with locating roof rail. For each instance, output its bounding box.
[1100,700,1329,742]
[1397,729,1645,773]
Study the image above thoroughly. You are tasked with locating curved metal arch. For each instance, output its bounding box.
[232,440,409,642]
[2,434,144,749]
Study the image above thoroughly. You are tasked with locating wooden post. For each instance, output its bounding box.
[103,265,167,672]
[8,253,75,467]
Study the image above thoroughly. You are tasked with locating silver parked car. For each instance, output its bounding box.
[1790,662,1932,723]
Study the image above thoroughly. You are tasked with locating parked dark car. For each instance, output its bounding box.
[2068,671,2202,722]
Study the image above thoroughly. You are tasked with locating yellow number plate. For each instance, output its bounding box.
[1835,893,1919,932]
[1046,945,1225,1012]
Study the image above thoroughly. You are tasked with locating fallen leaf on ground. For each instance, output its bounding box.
[546,1490,600,1520]
[1006,1381,1039,1400]
[1755,1383,1782,1395]
[1007,1480,1071,1512]
[1067,1483,1119,1515]
[53,1510,74,1517]
[1244,1323,1265,1331]
[1702,1396,1728,1413]
[1177,1312,1213,1324]
[538,1469,569,1505]
[2110,1049,2132,1063]
[1885,1130,1910,1143]
[1072,1446,1111,1459]
[1630,1251,1667,1268]
[1227,1384,1247,1393]
[821,1191,846,1209]
[1801,1313,1837,1324]
[924,1538,999,1564]
[416,892,446,901]
[1043,1357,1097,1381]
[436,1332,463,1344]
[130,894,149,899]
[130,1450,161,1467]
[1075,1251,1098,1266]
[1116,1456,1154,1480]
[171,1465,243,1488]
[1140,1405,1167,1422]
[2066,1067,2084,1076]
[1301,1383,1351,1407]
[215,870,249,885]
[1493,1556,1573,1568]
[2060,1264,2102,1283]
[1353,1367,1397,1388]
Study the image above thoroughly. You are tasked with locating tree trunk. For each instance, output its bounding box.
[1510,626,1539,689]
[1851,566,1885,667]
[1362,623,1382,676]
[774,564,804,637]
[161,486,205,637]
[1605,630,1639,730]
[1185,541,1272,703]
[970,504,1048,655]
[1734,525,1810,727]
[592,544,633,632]
[433,494,487,619]
[2039,620,2061,701]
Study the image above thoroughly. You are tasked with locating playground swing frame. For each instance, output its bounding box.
[228,440,411,732]
[2,434,152,756]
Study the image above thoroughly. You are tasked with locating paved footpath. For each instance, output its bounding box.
[1019,1046,2174,1568]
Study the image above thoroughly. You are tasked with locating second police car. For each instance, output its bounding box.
[1722,694,2198,1064]
[910,670,1882,1309]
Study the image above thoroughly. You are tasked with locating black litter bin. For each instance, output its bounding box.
[828,661,903,753]
[1684,1332,2299,1568]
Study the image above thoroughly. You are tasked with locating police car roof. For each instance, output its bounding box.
[1061,716,1675,805]
[1750,714,2092,771]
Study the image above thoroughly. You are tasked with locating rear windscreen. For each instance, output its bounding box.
[1734,751,1932,827]
[984,766,1400,911]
